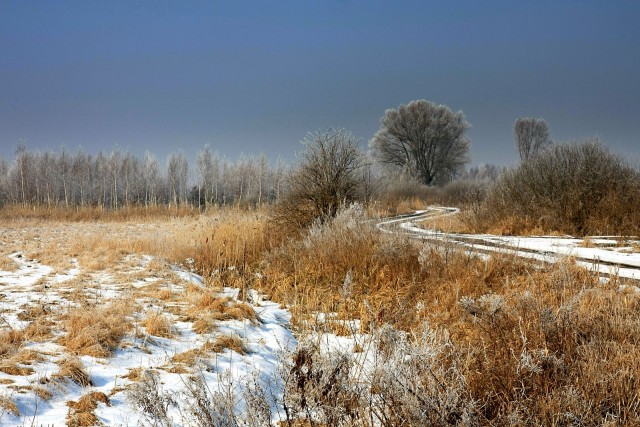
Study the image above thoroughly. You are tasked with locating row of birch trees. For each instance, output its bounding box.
[0,144,287,209]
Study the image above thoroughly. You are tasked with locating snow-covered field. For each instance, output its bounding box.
[0,223,296,426]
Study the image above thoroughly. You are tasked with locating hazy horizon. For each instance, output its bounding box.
[2,1,639,167]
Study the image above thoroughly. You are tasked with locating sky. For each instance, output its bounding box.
[1,1,639,167]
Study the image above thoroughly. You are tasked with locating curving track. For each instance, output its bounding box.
[377,206,640,282]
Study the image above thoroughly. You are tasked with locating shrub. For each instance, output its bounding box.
[271,129,367,234]
[477,139,640,235]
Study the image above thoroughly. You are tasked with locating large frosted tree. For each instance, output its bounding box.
[370,99,470,185]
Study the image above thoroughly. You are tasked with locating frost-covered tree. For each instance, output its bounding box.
[370,99,470,186]
[514,117,551,162]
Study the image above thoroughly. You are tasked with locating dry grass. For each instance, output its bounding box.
[184,292,258,331]
[171,341,216,366]
[66,391,110,427]
[247,205,640,424]
[0,256,19,272]
[417,211,469,234]
[143,311,174,338]
[0,395,20,417]
[0,204,199,223]
[0,329,25,359]
[2,201,638,424]
[210,334,247,355]
[0,365,34,376]
[23,317,54,342]
[58,302,132,357]
[51,357,93,387]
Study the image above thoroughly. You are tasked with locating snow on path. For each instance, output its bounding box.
[380,206,640,281]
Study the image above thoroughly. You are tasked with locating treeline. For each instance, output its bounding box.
[0,145,287,209]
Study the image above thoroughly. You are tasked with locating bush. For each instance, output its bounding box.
[271,129,367,234]
[477,139,640,235]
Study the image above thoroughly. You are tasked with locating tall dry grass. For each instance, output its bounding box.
[58,301,132,357]
[0,204,199,224]
[251,204,640,424]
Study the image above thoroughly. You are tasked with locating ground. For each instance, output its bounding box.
[0,220,295,426]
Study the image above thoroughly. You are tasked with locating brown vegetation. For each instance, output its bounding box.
[143,311,174,338]
[0,395,20,417]
[252,204,640,424]
[1,178,639,424]
[210,334,247,355]
[58,302,132,357]
[66,391,110,427]
[470,140,640,236]
[51,358,93,387]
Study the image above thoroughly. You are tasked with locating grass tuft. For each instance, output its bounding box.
[58,302,132,357]
[143,311,174,338]
[52,358,93,387]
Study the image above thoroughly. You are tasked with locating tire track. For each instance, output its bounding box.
[377,206,640,282]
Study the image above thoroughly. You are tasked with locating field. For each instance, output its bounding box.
[0,205,639,426]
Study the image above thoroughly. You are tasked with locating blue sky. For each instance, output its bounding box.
[1,1,639,166]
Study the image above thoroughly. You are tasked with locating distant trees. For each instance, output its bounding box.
[514,117,551,162]
[370,99,470,186]
[0,145,288,209]
[273,129,367,230]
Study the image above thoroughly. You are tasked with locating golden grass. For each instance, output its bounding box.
[184,292,258,330]
[143,311,174,338]
[23,317,54,342]
[31,386,52,400]
[66,391,110,427]
[124,367,143,382]
[0,256,18,272]
[417,212,469,234]
[0,365,34,376]
[0,204,199,223]
[171,341,216,366]
[0,329,25,358]
[8,385,52,400]
[17,303,51,321]
[246,207,640,423]
[210,334,247,355]
[3,203,638,423]
[51,358,93,387]
[58,302,132,357]
[0,395,20,417]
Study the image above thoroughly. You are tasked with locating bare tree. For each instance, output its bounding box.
[58,146,71,207]
[196,145,214,209]
[273,129,366,230]
[0,158,8,206]
[370,99,470,186]
[167,151,189,206]
[72,148,92,206]
[142,152,160,206]
[514,117,551,162]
